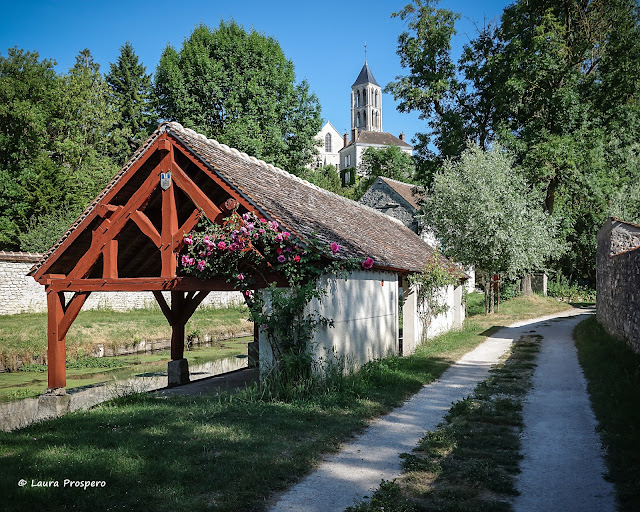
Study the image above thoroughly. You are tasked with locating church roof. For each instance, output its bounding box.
[343,130,413,149]
[31,122,461,279]
[352,61,379,87]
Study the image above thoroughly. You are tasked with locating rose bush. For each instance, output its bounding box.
[180,211,374,380]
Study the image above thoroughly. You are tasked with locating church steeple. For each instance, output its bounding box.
[351,61,382,133]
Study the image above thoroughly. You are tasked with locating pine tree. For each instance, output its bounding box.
[106,41,156,165]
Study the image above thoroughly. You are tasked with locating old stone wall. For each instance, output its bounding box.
[359,181,418,231]
[596,219,640,354]
[0,252,243,315]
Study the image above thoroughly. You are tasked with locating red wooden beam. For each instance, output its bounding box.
[153,291,174,324]
[170,140,259,216]
[181,290,210,324]
[33,137,168,281]
[161,148,178,277]
[132,210,161,248]
[172,209,202,250]
[46,275,288,292]
[171,162,222,222]
[103,240,118,278]
[58,292,91,340]
[65,164,162,281]
[47,290,66,389]
[170,291,185,360]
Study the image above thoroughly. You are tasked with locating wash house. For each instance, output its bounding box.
[30,122,466,392]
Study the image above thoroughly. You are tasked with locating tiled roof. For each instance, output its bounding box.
[31,122,462,277]
[344,130,413,149]
[378,177,423,211]
[352,62,379,87]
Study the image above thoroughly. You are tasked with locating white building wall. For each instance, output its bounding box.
[313,122,343,169]
[259,270,399,374]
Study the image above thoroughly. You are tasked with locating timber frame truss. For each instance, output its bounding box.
[32,133,286,389]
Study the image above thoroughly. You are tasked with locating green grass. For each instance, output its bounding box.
[346,333,542,512]
[0,293,571,512]
[0,304,251,370]
[574,316,640,512]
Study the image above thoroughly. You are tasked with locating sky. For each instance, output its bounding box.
[1,0,510,146]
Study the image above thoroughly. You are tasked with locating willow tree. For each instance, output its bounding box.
[422,144,563,313]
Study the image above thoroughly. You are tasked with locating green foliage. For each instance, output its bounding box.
[105,41,156,165]
[18,204,81,253]
[408,251,459,341]
[547,273,596,303]
[0,47,120,251]
[154,21,322,175]
[361,144,416,182]
[423,144,563,310]
[300,165,346,196]
[388,0,640,281]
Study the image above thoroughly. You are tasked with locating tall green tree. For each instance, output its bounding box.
[106,41,156,165]
[154,21,322,175]
[388,0,640,281]
[0,48,59,248]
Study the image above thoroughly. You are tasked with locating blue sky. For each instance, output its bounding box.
[1,0,510,146]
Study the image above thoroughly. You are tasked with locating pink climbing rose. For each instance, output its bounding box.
[184,235,193,245]
[294,254,301,263]
[197,260,206,271]
[237,273,245,281]
[217,241,227,250]
[330,242,341,254]
[362,257,374,269]
[277,254,286,263]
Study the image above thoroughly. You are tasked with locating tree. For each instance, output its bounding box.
[388,0,640,281]
[422,144,562,312]
[106,41,156,165]
[154,21,322,175]
[0,48,59,248]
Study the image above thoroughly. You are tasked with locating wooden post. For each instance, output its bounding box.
[47,290,66,389]
[170,291,185,360]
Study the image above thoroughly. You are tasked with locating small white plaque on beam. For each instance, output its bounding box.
[160,172,171,190]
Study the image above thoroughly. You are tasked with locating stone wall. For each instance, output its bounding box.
[0,251,243,315]
[596,218,640,354]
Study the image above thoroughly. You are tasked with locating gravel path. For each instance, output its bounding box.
[269,308,589,512]
[513,311,617,512]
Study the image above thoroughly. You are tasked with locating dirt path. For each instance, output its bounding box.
[269,309,589,512]
[513,312,617,512]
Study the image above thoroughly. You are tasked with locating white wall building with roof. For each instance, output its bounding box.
[313,121,343,169]
[314,61,413,182]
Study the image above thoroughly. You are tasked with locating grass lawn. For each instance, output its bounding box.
[0,293,571,512]
[574,316,640,512]
[0,304,252,369]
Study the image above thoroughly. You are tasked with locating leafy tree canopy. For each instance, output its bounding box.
[106,41,157,165]
[154,21,322,175]
[388,0,640,281]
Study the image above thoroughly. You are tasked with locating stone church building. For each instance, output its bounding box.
[313,61,413,182]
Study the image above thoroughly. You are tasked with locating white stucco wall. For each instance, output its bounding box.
[0,257,243,315]
[313,122,343,169]
[402,283,465,353]
[258,270,399,375]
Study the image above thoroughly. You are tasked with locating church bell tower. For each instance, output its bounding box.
[351,60,382,133]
